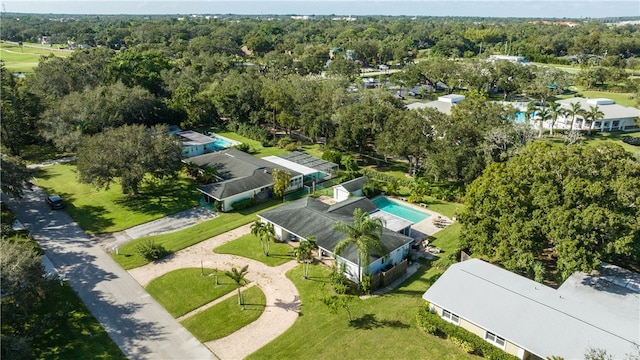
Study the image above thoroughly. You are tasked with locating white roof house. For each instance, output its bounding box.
[406,94,465,115]
[556,97,640,131]
[422,259,640,359]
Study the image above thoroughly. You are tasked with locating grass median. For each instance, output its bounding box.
[181,285,266,342]
[145,268,236,318]
[114,200,283,270]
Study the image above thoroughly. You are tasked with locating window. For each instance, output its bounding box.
[485,331,506,348]
[441,309,459,325]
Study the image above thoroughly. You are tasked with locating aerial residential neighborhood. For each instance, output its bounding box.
[1,3,639,360]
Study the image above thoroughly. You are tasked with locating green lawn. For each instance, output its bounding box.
[32,163,200,234]
[247,263,473,359]
[0,42,71,73]
[114,200,283,269]
[30,283,126,359]
[554,87,637,108]
[213,130,288,158]
[145,268,236,318]
[181,285,266,342]
[214,233,295,267]
[543,131,640,155]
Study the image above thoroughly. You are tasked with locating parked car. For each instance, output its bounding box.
[46,195,64,210]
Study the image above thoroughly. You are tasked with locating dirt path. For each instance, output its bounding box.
[128,223,301,360]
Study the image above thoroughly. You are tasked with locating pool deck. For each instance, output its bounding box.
[386,197,453,241]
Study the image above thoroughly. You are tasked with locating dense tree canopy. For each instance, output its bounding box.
[460,142,640,280]
[77,124,182,195]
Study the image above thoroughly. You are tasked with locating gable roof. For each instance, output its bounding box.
[422,259,640,359]
[258,197,412,264]
[191,149,301,200]
[335,176,369,193]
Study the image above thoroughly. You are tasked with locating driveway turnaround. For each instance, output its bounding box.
[8,187,217,360]
[128,223,301,360]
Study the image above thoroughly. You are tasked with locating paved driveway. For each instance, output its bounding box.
[7,187,217,360]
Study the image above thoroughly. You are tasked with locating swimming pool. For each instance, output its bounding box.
[212,136,234,149]
[513,111,537,124]
[372,197,431,224]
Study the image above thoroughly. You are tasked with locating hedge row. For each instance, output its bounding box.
[622,136,640,147]
[231,198,255,210]
[416,304,519,360]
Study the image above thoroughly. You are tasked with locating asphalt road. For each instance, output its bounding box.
[7,187,217,360]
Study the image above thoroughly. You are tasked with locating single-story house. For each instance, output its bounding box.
[406,94,465,115]
[422,259,640,360]
[189,149,303,212]
[258,196,413,283]
[333,176,368,202]
[556,97,640,132]
[263,151,338,186]
[176,130,220,158]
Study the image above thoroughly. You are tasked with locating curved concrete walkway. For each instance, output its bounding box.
[128,224,301,360]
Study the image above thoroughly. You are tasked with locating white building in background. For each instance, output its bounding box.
[556,97,640,132]
[489,55,530,64]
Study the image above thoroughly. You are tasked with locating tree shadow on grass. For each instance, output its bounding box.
[69,204,115,234]
[349,313,410,330]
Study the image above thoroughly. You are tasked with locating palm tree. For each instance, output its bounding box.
[536,106,552,138]
[294,236,318,279]
[583,105,604,135]
[250,220,274,256]
[225,265,249,309]
[548,101,565,136]
[525,101,538,125]
[565,101,582,131]
[333,208,387,288]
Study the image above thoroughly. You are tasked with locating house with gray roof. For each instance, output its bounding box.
[189,149,303,212]
[176,130,240,158]
[333,176,369,202]
[422,259,640,359]
[556,97,640,132]
[258,196,413,283]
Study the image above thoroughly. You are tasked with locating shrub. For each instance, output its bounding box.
[135,239,168,261]
[233,143,251,153]
[277,136,294,149]
[416,304,519,360]
[450,336,475,354]
[322,149,342,165]
[226,122,272,145]
[284,141,301,152]
[622,136,640,147]
[231,197,255,210]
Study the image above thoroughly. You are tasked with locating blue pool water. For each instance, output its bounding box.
[212,137,233,149]
[372,197,431,224]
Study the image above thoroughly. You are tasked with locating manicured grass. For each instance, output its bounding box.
[543,131,640,155]
[114,200,283,269]
[247,263,474,359]
[214,233,295,266]
[0,42,71,73]
[300,143,324,159]
[32,283,126,359]
[181,285,266,342]
[555,87,637,108]
[32,163,200,234]
[213,130,288,158]
[422,198,464,219]
[145,268,236,318]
